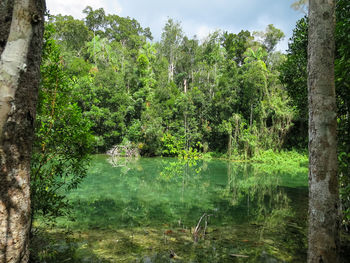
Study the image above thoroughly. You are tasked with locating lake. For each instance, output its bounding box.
[47,155,309,262]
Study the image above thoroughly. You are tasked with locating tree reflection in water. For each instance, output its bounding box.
[35,156,308,262]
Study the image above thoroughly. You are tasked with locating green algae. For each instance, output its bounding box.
[32,156,310,262]
[32,223,307,262]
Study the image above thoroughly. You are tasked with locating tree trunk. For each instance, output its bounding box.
[0,0,45,262]
[184,114,188,150]
[307,0,339,262]
[227,132,232,158]
[249,104,253,128]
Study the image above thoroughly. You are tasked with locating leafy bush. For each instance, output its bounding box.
[31,25,94,221]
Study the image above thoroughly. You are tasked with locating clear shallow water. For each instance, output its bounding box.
[53,155,309,262]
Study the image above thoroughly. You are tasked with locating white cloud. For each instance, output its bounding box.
[195,25,213,41]
[46,0,122,19]
[181,20,218,41]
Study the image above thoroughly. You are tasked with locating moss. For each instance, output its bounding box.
[31,222,308,262]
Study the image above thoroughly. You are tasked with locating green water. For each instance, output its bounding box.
[46,156,309,262]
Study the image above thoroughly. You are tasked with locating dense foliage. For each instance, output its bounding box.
[31,25,94,220]
[32,2,350,230]
[45,8,294,160]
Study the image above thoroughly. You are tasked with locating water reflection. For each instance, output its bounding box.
[59,156,308,262]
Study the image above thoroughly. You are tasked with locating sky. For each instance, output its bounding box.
[46,0,305,52]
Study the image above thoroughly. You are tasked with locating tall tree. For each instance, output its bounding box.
[255,24,285,53]
[0,0,45,262]
[49,15,90,54]
[307,0,339,262]
[222,30,252,66]
[160,18,183,82]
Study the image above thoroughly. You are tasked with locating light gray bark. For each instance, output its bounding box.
[307,0,339,262]
[0,0,32,138]
[0,0,45,262]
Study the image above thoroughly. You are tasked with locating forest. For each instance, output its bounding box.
[32,10,298,227]
[0,0,350,262]
[33,2,350,220]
